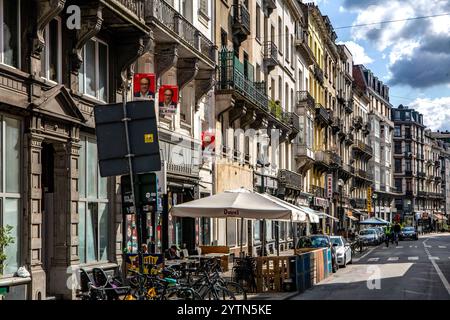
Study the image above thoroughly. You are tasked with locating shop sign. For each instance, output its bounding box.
[296,197,310,206]
[314,197,329,208]
[125,253,164,275]
[224,209,239,216]
[367,187,372,215]
[326,174,333,199]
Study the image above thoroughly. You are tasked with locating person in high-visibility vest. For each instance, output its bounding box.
[384,225,392,247]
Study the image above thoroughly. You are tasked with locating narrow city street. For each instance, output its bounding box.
[290,233,450,300]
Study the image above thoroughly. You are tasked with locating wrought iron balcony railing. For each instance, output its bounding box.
[315,103,330,124]
[114,0,145,20]
[278,169,302,191]
[296,91,315,109]
[232,3,251,37]
[264,41,278,68]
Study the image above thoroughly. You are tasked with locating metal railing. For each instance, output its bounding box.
[114,0,145,19]
[145,0,215,61]
[296,90,315,109]
[315,103,330,123]
[263,41,278,65]
[233,4,251,34]
[278,169,302,190]
[167,162,200,177]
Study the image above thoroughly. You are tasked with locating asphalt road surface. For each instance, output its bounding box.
[290,233,450,300]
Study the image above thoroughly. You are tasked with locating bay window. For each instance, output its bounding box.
[0,0,20,68]
[41,18,61,82]
[79,38,109,102]
[0,116,21,275]
[78,136,109,264]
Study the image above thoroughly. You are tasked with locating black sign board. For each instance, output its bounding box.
[94,100,161,177]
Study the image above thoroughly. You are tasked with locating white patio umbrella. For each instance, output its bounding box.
[170,188,293,256]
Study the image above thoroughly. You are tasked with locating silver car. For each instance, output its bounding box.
[358,229,379,245]
[330,236,352,267]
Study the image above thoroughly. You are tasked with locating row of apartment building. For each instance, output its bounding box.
[0,0,448,300]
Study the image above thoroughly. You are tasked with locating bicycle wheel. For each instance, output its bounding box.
[164,287,202,300]
[223,281,247,300]
[214,284,236,300]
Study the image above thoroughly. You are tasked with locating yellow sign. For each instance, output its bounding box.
[144,133,154,143]
[367,187,372,215]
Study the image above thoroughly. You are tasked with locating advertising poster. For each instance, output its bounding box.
[158,85,179,115]
[133,73,156,100]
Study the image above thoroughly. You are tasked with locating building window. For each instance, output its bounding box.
[405,159,412,171]
[199,0,208,16]
[395,159,402,173]
[78,136,109,264]
[405,127,411,138]
[285,26,289,61]
[41,18,61,83]
[0,116,21,276]
[394,142,402,154]
[78,38,109,102]
[0,0,21,68]
[278,17,282,54]
[405,143,411,153]
[256,4,261,41]
[394,125,401,137]
[406,180,412,192]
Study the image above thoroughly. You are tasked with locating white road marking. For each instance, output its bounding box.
[409,245,412,248]
[352,245,378,262]
[408,257,419,261]
[438,246,447,248]
[423,238,450,297]
[382,247,389,249]
[388,257,399,261]
[396,246,403,249]
[429,257,440,260]
[424,245,432,248]
[368,257,379,262]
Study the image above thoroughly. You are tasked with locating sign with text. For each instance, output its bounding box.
[158,85,179,115]
[367,187,372,216]
[326,174,333,199]
[125,253,164,275]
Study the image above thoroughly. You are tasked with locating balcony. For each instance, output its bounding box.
[344,100,353,113]
[145,0,215,64]
[435,176,442,182]
[418,172,426,178]
[404,151,413,158]
[263,0,277,13]
[353,116,363,130]
[339,163,353,181]
[311,185,326,198]
[435,160,441,167]
[217,50,292,132]
[288,112,300,139]
[345,132,354,145]
[354,198,367,209]
[417,191,427,198]
[263,41,278,71]
[313,64,324,85]
[111,0,145,20]
[315,103,330,126]
[353,140,373,158]
[278,169,302,191]
[295,29,314,66]
[362,122,371,135]
[232,3,251,45]
[314,150,331,166]
[296,91,315,111]
[331,116,341,133]
[330,152,342,167]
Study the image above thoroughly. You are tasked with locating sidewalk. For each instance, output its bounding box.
[243,291,300,300]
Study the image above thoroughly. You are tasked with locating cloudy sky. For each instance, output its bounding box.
[311,0,450,131]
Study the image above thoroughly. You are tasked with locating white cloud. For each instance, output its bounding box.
[388,40,420,64]
[337,41,373,64]
[339,6,346,13]
[343,0,450,89]
[409,97,450,131]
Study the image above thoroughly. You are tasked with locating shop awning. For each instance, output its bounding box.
[298,206,321,224]
[316,211,339,222]
[260,193,307,223]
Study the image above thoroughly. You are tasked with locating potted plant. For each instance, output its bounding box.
[0,225,15,276]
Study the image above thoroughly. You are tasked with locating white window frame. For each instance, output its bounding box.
[0,114,22,277]
[79,37,109,102]
[41,17,62,83]
[78,135,109,264]
[0,0,21,69]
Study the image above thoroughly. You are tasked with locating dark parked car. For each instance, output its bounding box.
[400,226,418,240]
[296,235,339,273]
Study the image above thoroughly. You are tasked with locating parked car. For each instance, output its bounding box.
[372,227,385,242]
[358,229,379,245]
[400,226,418,240]
[296,235,339,273]
[330,236,352,267]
